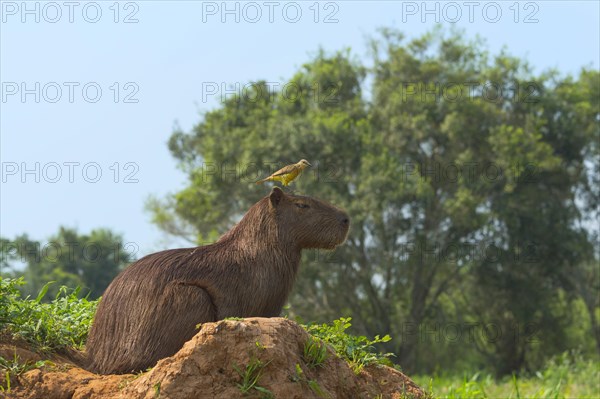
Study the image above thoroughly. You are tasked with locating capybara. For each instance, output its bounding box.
[86,187,349,374]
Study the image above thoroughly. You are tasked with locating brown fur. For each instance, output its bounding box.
[85,187,349,374]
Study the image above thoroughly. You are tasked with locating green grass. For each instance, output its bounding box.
[233,356,273,398]
[292,363,329,398]
[0,353,50,393]
[0,277,98,352]
[303,336,328,369]
[414,351,600,399]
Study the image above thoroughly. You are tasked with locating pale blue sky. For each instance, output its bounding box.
[1,1,599,259]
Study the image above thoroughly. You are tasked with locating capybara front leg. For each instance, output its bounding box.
[144,282,218,368]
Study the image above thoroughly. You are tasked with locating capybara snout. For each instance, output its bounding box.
[277,191,350,249]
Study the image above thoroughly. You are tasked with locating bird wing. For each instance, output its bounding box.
[270,164,298,177]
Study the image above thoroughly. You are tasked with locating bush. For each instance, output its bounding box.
[303,317,393,373]
[0,277,98,352]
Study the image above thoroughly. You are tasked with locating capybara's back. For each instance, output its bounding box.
[86,187,349,374]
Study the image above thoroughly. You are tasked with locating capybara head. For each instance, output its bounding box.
[268,187,349,249]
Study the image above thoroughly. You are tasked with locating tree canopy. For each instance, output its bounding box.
[1,227,133,300]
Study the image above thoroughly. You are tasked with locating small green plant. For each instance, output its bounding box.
[233,356,273,398]
[118,368,149,390]
[0,353,49,393]
[255,340,266,350]
[304,317,393,374]
[292,363,329,398]
[512,373,522,399]
[153,381,161,398]
[303,336,328,368]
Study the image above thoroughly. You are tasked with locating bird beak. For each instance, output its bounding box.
[307,162,312,167]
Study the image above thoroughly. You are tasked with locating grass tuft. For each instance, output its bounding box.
[0,353,51,393]
[303,336,328,369]
[233,356,273,398]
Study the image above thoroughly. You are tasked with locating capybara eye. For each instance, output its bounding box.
[295,203,310,209]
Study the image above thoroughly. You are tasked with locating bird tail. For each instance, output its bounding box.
[255,178,268,185]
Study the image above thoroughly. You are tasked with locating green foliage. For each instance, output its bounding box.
[414,351,600,399]
[233,357,273,398]
[303,336,328,368]
[445,373,490,399]
[0,277,98,352]
[304,317,393,373]
[292,363,329,398]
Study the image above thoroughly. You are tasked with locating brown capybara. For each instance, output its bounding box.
[86,187,349,374]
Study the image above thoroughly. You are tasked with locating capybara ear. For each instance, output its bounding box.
[270,187,284,207]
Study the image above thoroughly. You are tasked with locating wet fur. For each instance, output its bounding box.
[86,188,349,374]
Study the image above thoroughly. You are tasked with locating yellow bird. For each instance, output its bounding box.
[256,159,312,186]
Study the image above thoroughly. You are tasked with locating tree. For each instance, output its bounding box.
[370,30,598,374]
[148,29,599,374]
[1,227,133,299]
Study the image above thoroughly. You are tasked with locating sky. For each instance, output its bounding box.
[1,0,599,261]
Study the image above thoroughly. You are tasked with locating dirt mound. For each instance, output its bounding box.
[4,318,426,399]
